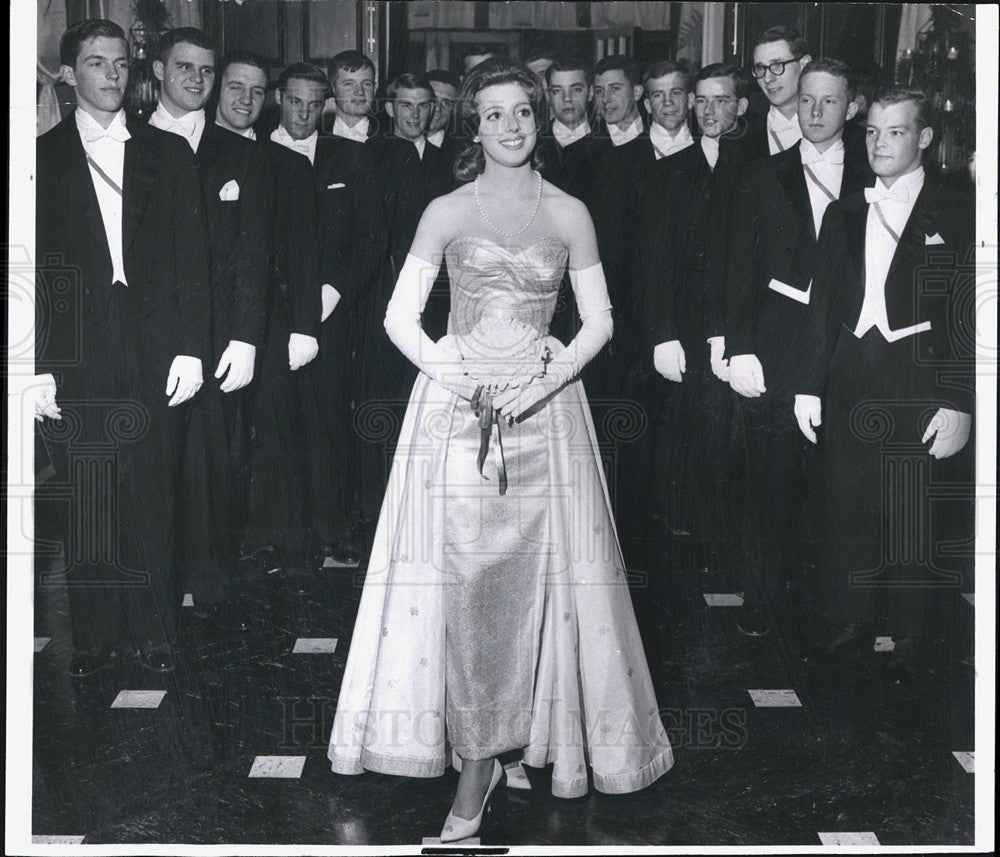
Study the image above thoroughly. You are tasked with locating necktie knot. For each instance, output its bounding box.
[801,147,844,166]
[162,117,197,137]
[865,185,909,205]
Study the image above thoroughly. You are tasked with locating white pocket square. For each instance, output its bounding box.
[925,233,945,245]
[768,277,812,305]
[219,179,240,201]
[327,182,346,190]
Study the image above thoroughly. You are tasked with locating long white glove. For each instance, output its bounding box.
[729,353,766,398]
[494,262,613,421]
[653,340,686,382]
[384,253,480,402]
[215,339,256,392]
[922,407,971,459]
[794,394,822,443]
[288,333,319,371]
[167,355,204,406]
[707,336,730,383]
[32,373,61,421]
[321,284,341,323]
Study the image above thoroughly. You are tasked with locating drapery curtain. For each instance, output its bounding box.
[896,3,932,56]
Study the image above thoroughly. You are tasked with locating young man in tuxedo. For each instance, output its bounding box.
[724,59,874,637]
[644,60,695,161]
[215,51,325,594]
[744,26,811,160]
[270,62,365,575]
[35,20,209,675]
[538,55,599,198]
[425,69,460,160]
[580,56,654,408]
[639,63,751,574]
[793,87,974,680]
[149,28,268,630]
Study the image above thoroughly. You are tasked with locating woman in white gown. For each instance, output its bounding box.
[328,58,673,842]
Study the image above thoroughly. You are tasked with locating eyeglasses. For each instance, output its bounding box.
[750,56,804,79]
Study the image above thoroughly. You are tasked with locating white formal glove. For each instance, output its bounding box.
[707,336,731,383]
[794,394,822,444]
[166,355,204,406]
[288,333,319,371]
[32,373,61,421]
[921,407,972,459]
[729,353,766,398]
[653,340,686,382]
[214,339,256,392]
[321,284,341,323]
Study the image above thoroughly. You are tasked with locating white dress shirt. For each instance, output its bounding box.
[766,106,802,154]
[333,114,370,142]
[149,102,206,153]
[650,121,693,159]
[76,108,129,286]
[799,138,845,235]
[854,167,925,340]
[411,135,426,159]
[271,125,318,165]
[608,115,643,147]
[427,128,446,148]
[700,135,720,171]
[552,118,591,148]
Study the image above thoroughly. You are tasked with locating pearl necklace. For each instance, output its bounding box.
[474,170,543,240]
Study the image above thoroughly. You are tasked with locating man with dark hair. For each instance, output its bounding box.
[743,25,812,160]
[539,56,599,197]
[215,50,326,593]
[639,63,751,574]
[270,60,365,576]
[643,60,694,160]
[36,20,210,674]
[328,49,377,140]
[425,69,460,154]
[793,86,974,680]
[723,58,874,637]
[149,28,269,631]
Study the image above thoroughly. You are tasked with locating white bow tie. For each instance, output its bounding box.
[83,123,131,144]
[865,184,911,205]
[801,146,844,166]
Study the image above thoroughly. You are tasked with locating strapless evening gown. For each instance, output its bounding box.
[328,237,673,798]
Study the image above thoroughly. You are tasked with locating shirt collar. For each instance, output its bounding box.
[650,121,693,157]
[700,135,720,169]
[551,118,591,147]
[215,119,257,141]
[271,125,319,164]
[333,114,370,142]
[608,114,643,147]
[75,107,130,144]
[767,106,800,133]
[799,137,844,165]
[427,128,446,148]
[873,165,925,200]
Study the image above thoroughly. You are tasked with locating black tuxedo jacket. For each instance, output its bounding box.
[372,135,457,273]
[36,114,210,391]
[538,131,601,200]
[798,179,975,415]
[261,140,321,339]
[724,140,874,395]
[639,135,747,349]
[195,123,269,356]
[312,133,389,309]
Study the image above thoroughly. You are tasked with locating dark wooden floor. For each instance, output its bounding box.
[32,527,976,847]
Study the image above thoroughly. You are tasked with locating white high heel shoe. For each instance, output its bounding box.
[440,758,504,843]
[452,749,532,790]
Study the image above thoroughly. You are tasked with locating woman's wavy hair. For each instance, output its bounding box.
[453,56,548,182]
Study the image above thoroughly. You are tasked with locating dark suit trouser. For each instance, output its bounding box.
[734,402,819,611]
[39,282,182,650]
[180,381,244,608]
[301,308,354,547]
[820,329,974,638]
[246,313,310,570]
